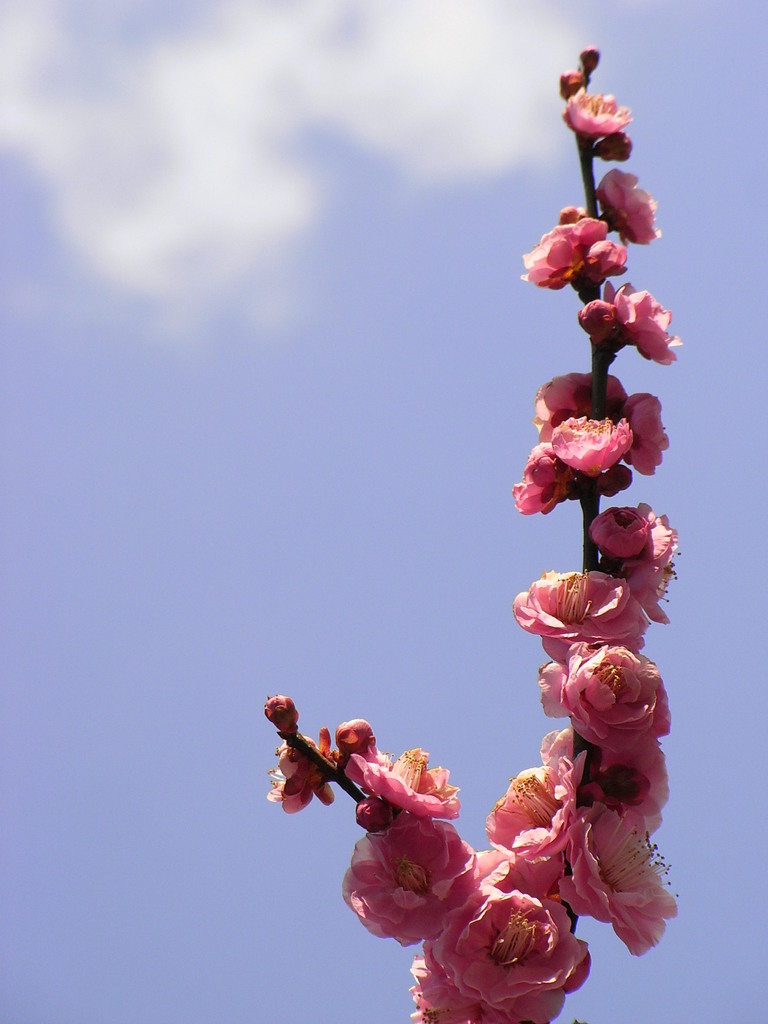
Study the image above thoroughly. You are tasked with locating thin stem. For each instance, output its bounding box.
[577,140,599,219]
[278,730,366,803]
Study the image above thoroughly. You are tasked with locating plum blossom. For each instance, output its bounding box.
[534,372,627,439]
[346,746,460,819]
[343,813,478,946]
[486,753,584,859]
[589,505,651,559]
[522,218,626,291]
[621,393,669,475]
[607,282,682,364]
[267,733,335,813]
[579,736,670,833]
[432,875,590,1024]
[597,169,660,244]
[622,505,678,623]
[513,570,648,661]
[551,416,632,476]
[564,90,632,139]
[533,372,667,476]
[512,442,574,515]
[538,643,670,752]
[409,946,484,1024]
[560,805,677,955]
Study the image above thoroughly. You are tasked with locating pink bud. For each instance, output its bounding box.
[559,205,587,225]
[583,239,627,283]
[578,299,618,345]
[560,70,584,100]
[580,47,600,74]
[335,719,376,759]
[590,506,651,558]
[595,132,633,162]
[355,796,395,833]
[264,694,299,733]
[596,463,633,497]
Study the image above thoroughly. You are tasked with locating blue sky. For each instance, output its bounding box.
[2,3,766,1022]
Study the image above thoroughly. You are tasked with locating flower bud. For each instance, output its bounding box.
[595,132,633,161]
[335,718,376,759]
[580,47,600,75]
[264,694,299,733]
[559,70,584,100]
[589,506,651,558]
[578,299,618,346]
[355,796,394,833]
[596,463,633,497]
[558,205,586,225]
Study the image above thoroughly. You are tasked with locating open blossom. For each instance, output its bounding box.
[606,282,682,364]
[539,726,668,831]
[621,393,669,475]
[522,218,626,290]
[564,90,632,138]
[410,946,484,1024]
[622,505,678,623]
[538,643,670,752]
[513,570,648,661]
[560,805,677,955]
[346,746,460,819]
[486,753,584,859]
[343,813,478,946]
[551,416,632,476]
[597,169,660,244]
[267,734,335,813]
[534,372,627,439]
[432,877,590,1024]
[513,442,574,514]
[580,736,669,834]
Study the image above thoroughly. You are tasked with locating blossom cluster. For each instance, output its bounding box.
[265,49,679,1024]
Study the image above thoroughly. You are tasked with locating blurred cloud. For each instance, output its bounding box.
[0,0,580,321]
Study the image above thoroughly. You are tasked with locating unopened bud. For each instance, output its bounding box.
[580,47,600,75]
[578,299,618,345]
[264,694,299,733]
[559,70,584,100]
[335,719,376,759]
[596,463,633,497]
[595,132,632,162]
[355,796,394,833]
[559,205,586,226]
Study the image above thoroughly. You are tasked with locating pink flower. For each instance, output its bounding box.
[564,90,632,139]
[267,736,335,813]
[334,718,376,766]
[534,372,627,439]
[538,643,670,752]
[551,416,632,476]
[513,571,648,661]
[343,813,477,946]
[512,442,574,515]
[522,218,626,291]
[432,880,590,1023]
[606,282,682,364]
[410,945,485,1024]
[560,805,677,955]
[621,393,669,475]
[486,754,584,859]
[346,747,460,819]
[597,169,660,244]
[622,505,678,623]
[264,693,299,733]
[579,737,669,833]
[589,505,651,559]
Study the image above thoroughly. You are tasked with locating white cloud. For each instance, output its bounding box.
[0,0,581,325]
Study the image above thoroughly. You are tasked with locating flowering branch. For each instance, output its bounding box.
[264,47,680,1024]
